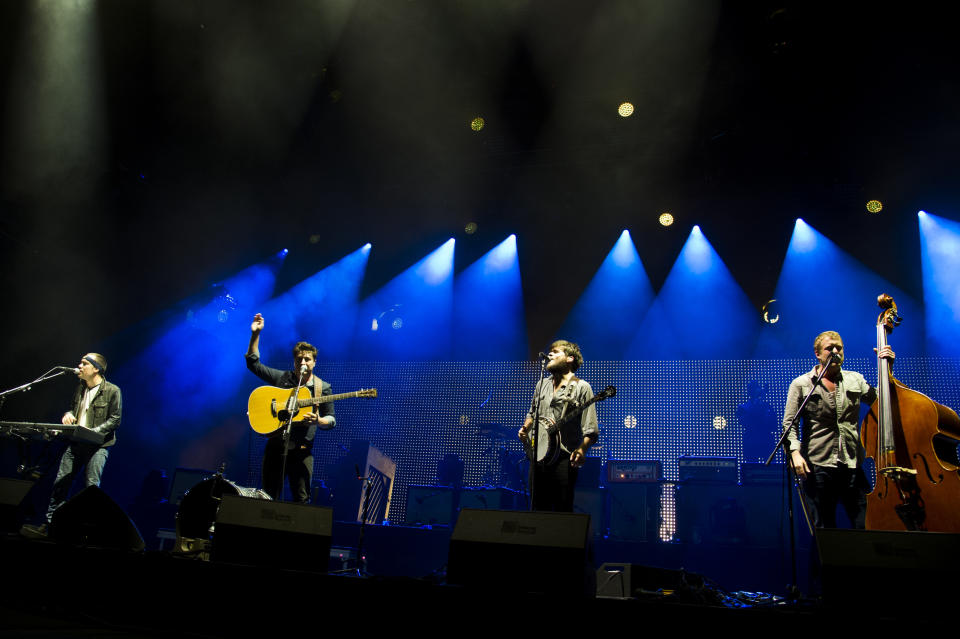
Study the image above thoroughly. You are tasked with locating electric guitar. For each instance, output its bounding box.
[525,385,616,465]
[247,385,377,434]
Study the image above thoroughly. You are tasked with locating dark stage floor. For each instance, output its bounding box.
[1,523,955,637]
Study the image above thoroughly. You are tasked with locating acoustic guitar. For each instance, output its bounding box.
[247,385,377,434]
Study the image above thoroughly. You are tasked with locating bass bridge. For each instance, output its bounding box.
[879,466,918,480]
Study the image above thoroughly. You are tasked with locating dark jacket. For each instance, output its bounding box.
[69,379,122,447]
[245,353,335,446]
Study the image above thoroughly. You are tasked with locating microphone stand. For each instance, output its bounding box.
[764,355,837,600]
[0,367,76,411]
[332,464,372,576]
[276,367,308,503]
[1,368,80,488]
[527,355,549,511]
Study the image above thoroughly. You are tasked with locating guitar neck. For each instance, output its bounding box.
[297,390,367,407]
[555,390,610,428]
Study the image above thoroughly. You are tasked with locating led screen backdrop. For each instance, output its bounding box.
[245,357,960,532]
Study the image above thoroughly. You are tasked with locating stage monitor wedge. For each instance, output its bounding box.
[49,486,145,552]
[448,509,594,597]
[0,478,34,533]
[212,495,332,572]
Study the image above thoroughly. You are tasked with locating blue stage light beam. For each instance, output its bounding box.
[354,238,455,360]
[254,244,371,362]
[454,234,527,360]
[627,226,758,359]
[755,219,922,358]
[109,252,288,452]
[919,211,960,356]
[557,230,654,359]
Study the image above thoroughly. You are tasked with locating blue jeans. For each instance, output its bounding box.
[46,444,109,522]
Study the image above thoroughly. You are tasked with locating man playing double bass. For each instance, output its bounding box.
[783,330,894,528]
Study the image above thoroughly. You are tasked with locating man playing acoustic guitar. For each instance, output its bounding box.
[518,340,598,512]
[246,313,335,502]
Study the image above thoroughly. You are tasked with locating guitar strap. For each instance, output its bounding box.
[311,376,321,410]
[556,378,582,454]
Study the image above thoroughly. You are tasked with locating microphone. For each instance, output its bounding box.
[537,352,549,361]
[299,363,308,375]
[56,366,80,374]
[830,352,843,365]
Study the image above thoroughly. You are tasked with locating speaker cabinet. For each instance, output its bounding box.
[448,509,594,596]
[674,482,745,545]
[573,487,606,536]
[406,485,455,526]
[608,483,660,542]
[212,495,332,572]
[458,487,522,511]
[0,478,34,533]
[817,529,960,610]
[49,486,145,551]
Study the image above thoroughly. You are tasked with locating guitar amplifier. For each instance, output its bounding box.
[741,462,785,484]
[608,483,661,542]
[406,485,455,526]
[677,456,738,483]
[459,487,522,511]
[606,460,662,483]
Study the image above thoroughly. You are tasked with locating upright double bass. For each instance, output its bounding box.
[862,294,960,531]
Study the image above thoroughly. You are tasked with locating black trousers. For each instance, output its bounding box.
[532,456,578,512]
[803,465,868,529]
[261,438,313,504]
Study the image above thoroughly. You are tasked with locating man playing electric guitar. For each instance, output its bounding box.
[518,340,598,512]
[246,313,335,502]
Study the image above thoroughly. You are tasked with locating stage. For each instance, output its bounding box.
[2,518,955,637]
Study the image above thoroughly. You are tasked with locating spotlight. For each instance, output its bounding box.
[465,222,478,234]
[372,304,403,332]
[712,416,727,430]
[623,416,637,428]
[618,102,634,117]
[762,299,780,324]
[866,200,883,214]
[470,117,485,131]
[659,212,674,227]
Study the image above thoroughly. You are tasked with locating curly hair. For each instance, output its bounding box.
[550,340,584,372]
[292,341,318,360]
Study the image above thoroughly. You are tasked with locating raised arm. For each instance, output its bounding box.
[247,313,264,358]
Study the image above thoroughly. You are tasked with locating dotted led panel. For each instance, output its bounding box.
[244,358,960,529]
